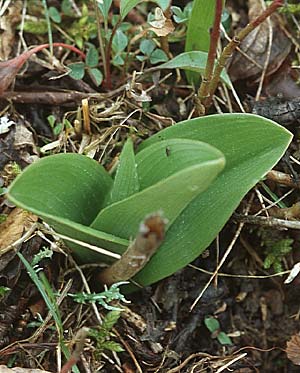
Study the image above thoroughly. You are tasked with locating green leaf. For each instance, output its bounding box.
[204,317,220,332]
[61,0,73,16]
[171,6,186,23]
[153,0,171,10]
[132,114,292,287]
[8,154,129,262]
[47,115,56,128]
[23,20,48,35]
[7,114,292,288]
[101,340,124,352]
[102,310,121,330]
[98,0,113,20]
[91,139,225,239]
[49,6,61,23]
[140,39,156,56]
[68,62,85,80]
[112,29,128,53]
[88,68,103,86]
[107,138,139,205]
[86,44,99,67]
[112,55,125,66]
[157,51,232,88]
[185,0,224,84]
[150,49,168,64]
[217,332,233,346]
[120,0,142,20]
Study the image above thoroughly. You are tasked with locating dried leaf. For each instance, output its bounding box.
[286,334,300,366]
[148,7,174,37]
[0,208,37,255]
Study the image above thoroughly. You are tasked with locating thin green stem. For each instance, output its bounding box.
[41,0,53,56]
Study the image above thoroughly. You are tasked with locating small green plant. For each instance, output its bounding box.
[8,114,292,288]
[204,316,232,346]
[18,249,80,373]
[171,2,193,24]
[89,311,124,357]
[47,115,72,136]
[69,282,130,311]
[261,231,294,273]
[0,286,10,299]
[68,44,103,86]
[137,39,168,65]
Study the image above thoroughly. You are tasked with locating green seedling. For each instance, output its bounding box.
[89,310,124,357]
[259,229,294,273]
[69,282,130,311]
[68,44,103,86]
[47,115,72,136]
[0,286,10,299]
[18,250,80,373]
[171,2,193,24]
[204,316,233,346]
[137,39,168,65]
[8,114,292,289]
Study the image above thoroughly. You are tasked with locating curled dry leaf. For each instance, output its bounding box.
[0,43,85,96]
[148,7,174,37]
[286,334,300,366]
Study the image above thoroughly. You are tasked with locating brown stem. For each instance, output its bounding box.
[204,0,283,109]
[197,0,223,115]
[103,18,121,89]
[98,213,166,286]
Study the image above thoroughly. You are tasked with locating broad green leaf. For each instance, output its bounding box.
[8,154,129,262]
[91,139,225,238]
[107,138,139,205]
[131,114,292,287]
[8,154,112,224]
[157,51,232,88]
[120,0,142,20]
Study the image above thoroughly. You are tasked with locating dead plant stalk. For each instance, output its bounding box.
[199,0,284,112]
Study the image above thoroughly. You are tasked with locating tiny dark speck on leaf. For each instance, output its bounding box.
[166,147,171,157]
